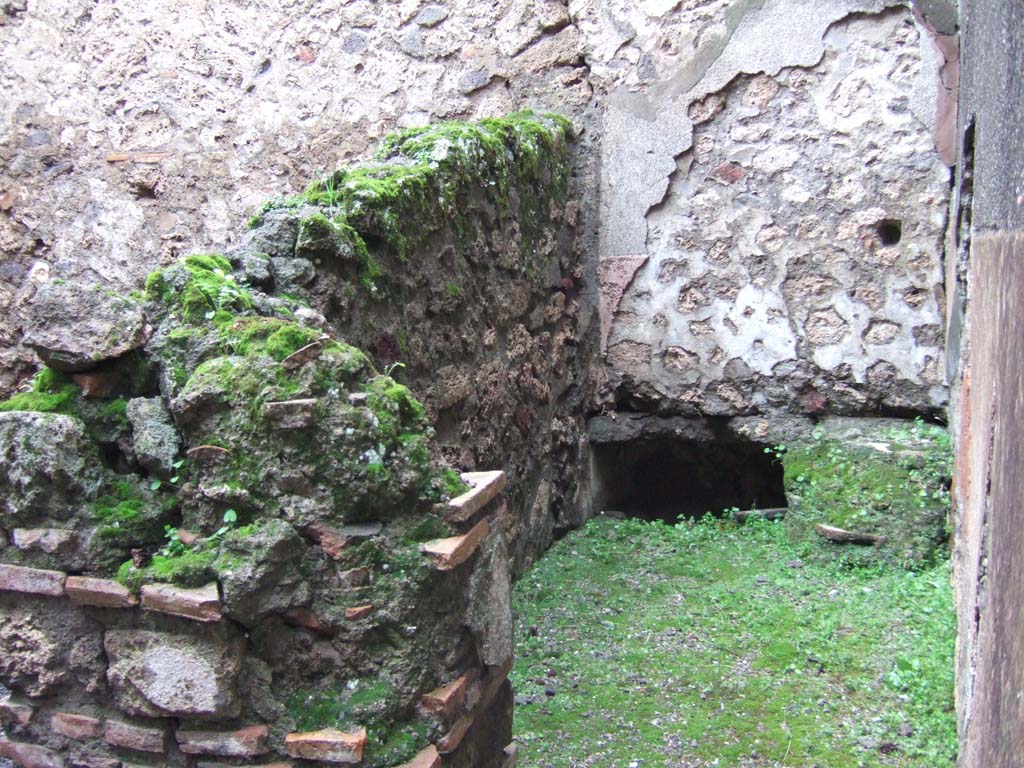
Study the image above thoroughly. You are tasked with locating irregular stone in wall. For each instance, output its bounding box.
[104,629,243,719]
[0,597,105,697]
[11,528,77,556]
[125,397,181,479]
[216,519,308,626]
[261,399,317,430]
[466,533,513,668]
[0,413,105,525]
[23,281,149,372]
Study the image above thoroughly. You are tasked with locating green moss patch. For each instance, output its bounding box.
[512,516,957,767]
[249,111,572,282]
[780,420,951,569]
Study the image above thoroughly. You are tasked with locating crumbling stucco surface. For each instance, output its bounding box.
[595,0,955,417]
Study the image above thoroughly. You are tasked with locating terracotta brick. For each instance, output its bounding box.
[0,739,65,768]
[437,714,471,754]
[421,673,471,718]
[396,744,441,768]
[284,728,366,764]
[187,444,232,464]
[51,712,103,740]
[420,518,489,571]
[446,470,507,523]
[66,576,138,608]
[0,563,66,596]
[104,720,166,752]
[176,724,270,757]
[140,582,221,622]
[12,528,77,554]
[344,604,374,620]
[307,522,381,559]
[0,698,33,725]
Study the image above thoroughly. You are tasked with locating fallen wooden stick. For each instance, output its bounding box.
[814,523,884,545]
[732,507,787,523]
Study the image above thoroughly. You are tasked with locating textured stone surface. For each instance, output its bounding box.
[23,281,148,372]
[0,413,104,525]
[0,598,105,698]
[466,533,513,668]
[11,527,77,555]
[126,397,181,479]
[104,629,242,719]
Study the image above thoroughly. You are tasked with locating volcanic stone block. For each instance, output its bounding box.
[126,397,181,479]
[11,528,77,555]
[261,399,317,430]
[104,629,242,719]
[0,413,105,525]
[23,280,149,372]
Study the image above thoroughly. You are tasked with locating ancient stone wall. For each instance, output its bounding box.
[947,0,1024,764]
[0,115,574,768]
[596,1,957,418]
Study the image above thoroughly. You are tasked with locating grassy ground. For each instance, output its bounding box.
[510,516,956,767]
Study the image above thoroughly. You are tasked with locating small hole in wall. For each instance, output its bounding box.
[875,219,903,245]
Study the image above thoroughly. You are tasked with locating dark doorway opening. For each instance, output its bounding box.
[591,438,787,523]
